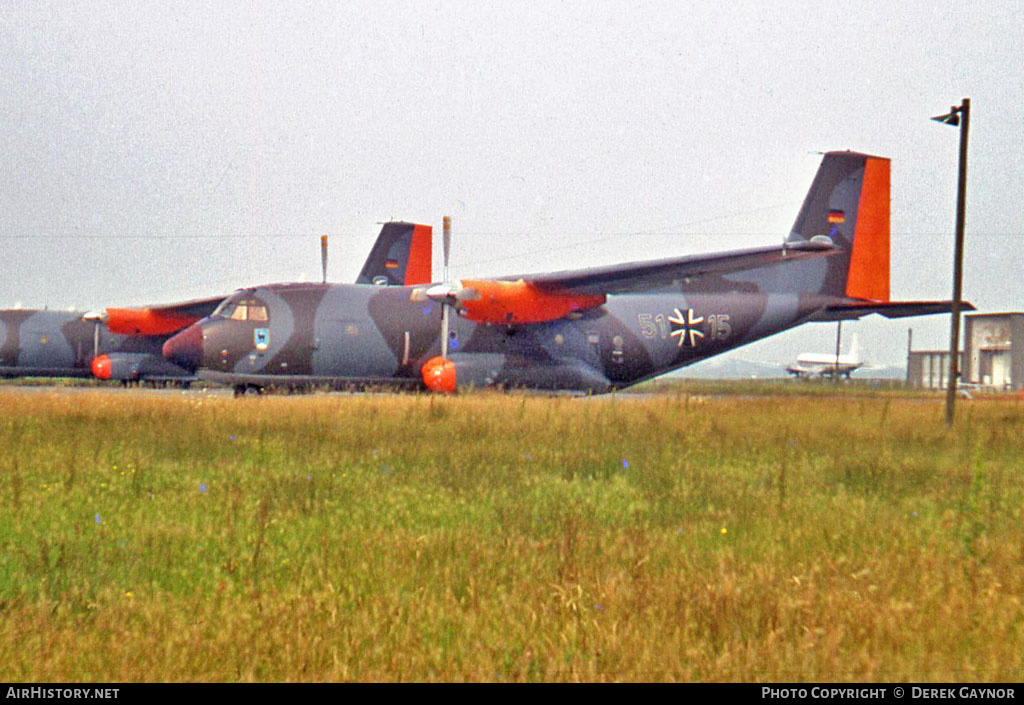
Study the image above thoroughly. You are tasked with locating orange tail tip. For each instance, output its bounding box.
[91,354,112,380]
[421,356,456,393]
[405,224,433,285]
[846,156,891,302]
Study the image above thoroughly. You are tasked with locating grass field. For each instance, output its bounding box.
[0,387,1021,682]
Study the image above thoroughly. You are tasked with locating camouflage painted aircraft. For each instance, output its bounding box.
[0,301,222,383]
[0,223,426,383]
[162,151,971,395]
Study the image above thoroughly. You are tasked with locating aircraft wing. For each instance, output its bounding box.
[517,240,839,296]
[101,295,229,336]
[442,240,840,326]
[143,295,228,320]
[808,300,976,322]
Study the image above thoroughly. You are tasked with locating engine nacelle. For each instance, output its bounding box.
[91,353,192,381]
[420,353,611,393]
[102,308,200,336]
[421,354,506,393]
[410,279,605,326]
[459,279,605,325]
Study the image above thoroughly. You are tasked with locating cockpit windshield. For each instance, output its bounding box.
[211,298,233,318]
[215,297,269,322]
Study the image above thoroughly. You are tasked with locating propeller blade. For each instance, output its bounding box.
[442,215,451,271]
[441,304,450,358]
[83,310,108,359]
[321,235,328,284]
[441,216,453,359]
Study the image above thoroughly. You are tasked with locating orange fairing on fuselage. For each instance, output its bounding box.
[104,308,200,337]
[458,279,606,325]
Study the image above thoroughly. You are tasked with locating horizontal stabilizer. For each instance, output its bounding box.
[521,240,839,297]
[809,300,976,322]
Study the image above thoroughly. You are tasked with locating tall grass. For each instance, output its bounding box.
[0,388,1021,681]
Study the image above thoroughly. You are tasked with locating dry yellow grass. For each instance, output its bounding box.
[0,387,1021,681]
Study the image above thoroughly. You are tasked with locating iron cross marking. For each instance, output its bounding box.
[668,308,705,347]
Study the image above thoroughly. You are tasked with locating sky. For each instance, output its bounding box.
[1,1,1021,368]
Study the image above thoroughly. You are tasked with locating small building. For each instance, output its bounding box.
[907,350,961,389]
[962,312,1024,390]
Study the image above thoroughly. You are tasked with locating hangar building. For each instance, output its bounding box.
[962,312,1023,390]
[907,312,1023,391]
[906,349,961,390]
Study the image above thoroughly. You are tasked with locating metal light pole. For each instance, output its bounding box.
[931,98,970,427]
[833,321,842,384]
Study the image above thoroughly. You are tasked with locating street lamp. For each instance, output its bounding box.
[931,98,970,427]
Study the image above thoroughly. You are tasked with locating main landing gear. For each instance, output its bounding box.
[233,384,264,397]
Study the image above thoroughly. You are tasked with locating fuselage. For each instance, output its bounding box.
[796,352,861,367]
[164,280,831,392]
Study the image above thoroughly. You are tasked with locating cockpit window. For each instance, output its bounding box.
[217,297,269,322]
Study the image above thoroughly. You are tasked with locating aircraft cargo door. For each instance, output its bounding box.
[312,286,401,378]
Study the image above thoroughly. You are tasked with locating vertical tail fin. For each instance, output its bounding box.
[356,222,433,286]
[787,151,890,301]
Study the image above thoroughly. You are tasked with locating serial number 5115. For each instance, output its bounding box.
[637,312,731,340]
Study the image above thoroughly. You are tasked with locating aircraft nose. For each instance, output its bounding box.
[163,323,203,371]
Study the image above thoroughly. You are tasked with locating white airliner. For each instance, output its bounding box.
[787,335,864,378]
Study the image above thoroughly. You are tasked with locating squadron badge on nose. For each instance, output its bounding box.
[254,327,270,351]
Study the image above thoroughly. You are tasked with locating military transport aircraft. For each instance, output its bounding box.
[0,222,431,384]
[0,301,222,384]
[161,151,972,395]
